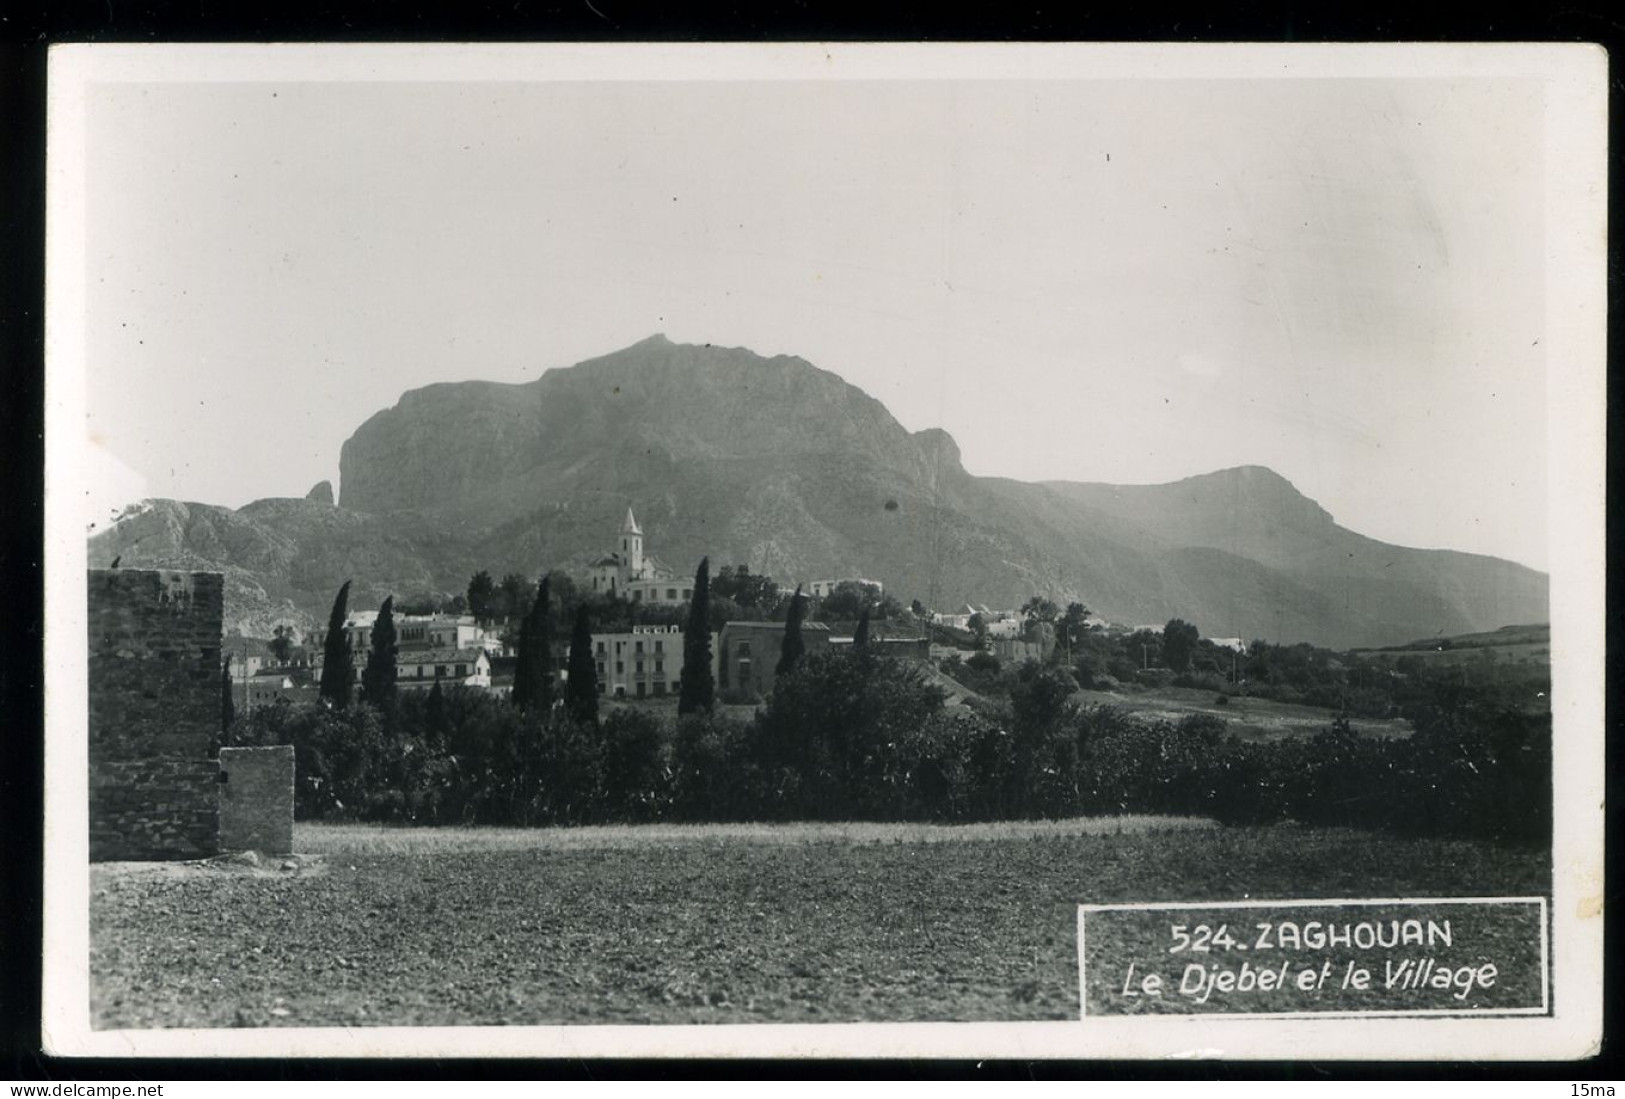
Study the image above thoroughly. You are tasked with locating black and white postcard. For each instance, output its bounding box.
[43,43,1606,1059]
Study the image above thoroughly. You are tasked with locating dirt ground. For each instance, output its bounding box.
[89,820,1547,1029]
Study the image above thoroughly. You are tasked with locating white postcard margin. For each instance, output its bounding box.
[40,41,1607,1061]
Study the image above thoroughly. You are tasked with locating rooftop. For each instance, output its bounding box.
[398,647,489,664]
[723,621,833,632]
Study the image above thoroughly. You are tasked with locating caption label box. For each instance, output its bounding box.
[1078,897,1548,1018]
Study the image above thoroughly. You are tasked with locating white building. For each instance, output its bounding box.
[396,614,485,652]
[395,647,492,691]
[309,616,494,691]
[984,616,1022,639]
[311,610,495,661]
[307,609,379,655]
[589,624,688,698]
[931,603,996,631]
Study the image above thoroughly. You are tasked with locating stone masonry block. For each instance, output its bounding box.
[217,746,295,855]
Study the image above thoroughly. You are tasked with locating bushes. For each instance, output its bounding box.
[231,699,388,820]
[1090,706,1552,847]
[753,648,946,820]
[599,708,668,823]
[1079,710,1226,817]
[670,712,765,822]
[940,651,1007,696]
[1006,663,1082,818]
[233,649,1549,847]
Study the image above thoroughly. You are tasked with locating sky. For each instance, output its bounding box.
[82,73,1550,570]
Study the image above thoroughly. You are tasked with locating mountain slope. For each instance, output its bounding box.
[87,498,467,637]
[91,336,1548,647]
[1042,469,1547,640]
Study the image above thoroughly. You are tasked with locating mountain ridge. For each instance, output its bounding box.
[91,336,1547,646]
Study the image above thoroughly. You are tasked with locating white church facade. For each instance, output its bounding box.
[587,508,695,606]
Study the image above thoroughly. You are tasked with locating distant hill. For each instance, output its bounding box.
[89,335,1548,646]
[1352,623,1551,664]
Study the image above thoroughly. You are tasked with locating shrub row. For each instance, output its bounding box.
[231,651,1549,845]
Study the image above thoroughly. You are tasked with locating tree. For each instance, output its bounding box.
[1008,662,1082,816]
[496,572,535,624]
[1162,618,1201,674]
[814,580,882,622]
[221,652,236,736]
[777,586,807,677]
[968,613,989,651]
[319,580,353,710]
[395,593,441,616]
[711,564,782,612]
[467,571,496,623]
[362,595,399,707]
[543,569,580,620]
[513,577,554,713]
[679,557,715,715]
[566,603,599,726]
[1058,602,1091,658]
[600,709,666,822]
[757,648,947,819]
[1020,596,1059,641]
[853,609,871,651]
[1128,629,1164,672]
[425,679,447,745]
[268,625,294,666]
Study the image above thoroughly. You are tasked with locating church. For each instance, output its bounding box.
[587,508,695,606]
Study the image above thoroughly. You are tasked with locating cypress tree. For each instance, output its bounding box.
[425,679,447,744]
[678,557,714,715]
[853,609,871,651]
[511,595,531,709]
[513,576,554,713]
[776,585,806,677]
[221,651,236,735]
[319,580,353,709]
[362,595,399,707]
[566,603,599,725]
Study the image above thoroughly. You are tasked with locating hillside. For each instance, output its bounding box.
[89,335,1548,645]
[88,498,468,637]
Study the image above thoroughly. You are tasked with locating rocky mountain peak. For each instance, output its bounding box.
[99,338,1548,647]
[338,335,943,516]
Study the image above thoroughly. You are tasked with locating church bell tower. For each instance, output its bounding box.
[620,507,644,579]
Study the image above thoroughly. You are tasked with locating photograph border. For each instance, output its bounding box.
[41,40,1608,1062]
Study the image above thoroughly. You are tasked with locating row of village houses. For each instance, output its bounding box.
[234,615,933,708]
[228,507,1061,710]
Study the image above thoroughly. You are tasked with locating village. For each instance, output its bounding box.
[226,505,1221,713]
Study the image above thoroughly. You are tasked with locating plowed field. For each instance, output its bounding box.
[89,820,1547,1028]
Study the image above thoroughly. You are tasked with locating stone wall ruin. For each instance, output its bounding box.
[87,568,224,861]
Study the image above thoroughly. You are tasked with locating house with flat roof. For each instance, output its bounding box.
[589,624,690,699]
[396,647,492,691]
[716,620,833,698]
